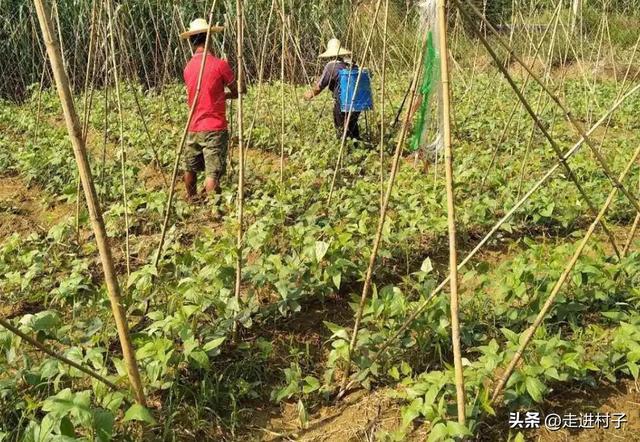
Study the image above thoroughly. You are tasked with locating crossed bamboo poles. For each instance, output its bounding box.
[339,0,640,426]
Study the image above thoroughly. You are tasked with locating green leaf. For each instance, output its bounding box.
[123,404,157,425]
[627,361,639,380]
[420,258,433,273]
[525,376,545,403]
[59,416,75,437]
[501,328,519,343]
[302,376,320,394]
[189,350,209,368]
[93,409,114,442]
[181,305,200,319]
[41,389,92,426]
[332,272,341,289]
[30,311,61,333]
[315,241,330,261]
[427,422,448,442]
[101,392,124,413]
[446,421,471,437]
[324,321,349,340]
[202,337,226,352]
[401,402,421,429]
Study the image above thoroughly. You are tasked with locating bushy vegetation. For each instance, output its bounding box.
[1,55,639,439]
[1,1,640,440]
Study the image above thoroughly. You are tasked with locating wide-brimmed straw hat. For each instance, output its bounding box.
[180,18,224,39]
[318,38,352,58]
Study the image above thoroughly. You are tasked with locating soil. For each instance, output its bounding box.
[0,174,70,240]
[478,379,640,441]
[246,388,428,442]
[464,53,640,83]
[238,377,640,441]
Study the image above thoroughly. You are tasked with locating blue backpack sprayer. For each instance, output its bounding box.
[338,68,374,112]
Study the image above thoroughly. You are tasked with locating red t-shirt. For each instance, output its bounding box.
[183,49,235,132]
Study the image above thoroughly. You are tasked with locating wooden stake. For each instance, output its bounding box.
[75,0,99,240]
[437,0,465,424]
[233,0,246,338]
[280,3,286,184]
[32,0,146,406]
[379,0,390,210]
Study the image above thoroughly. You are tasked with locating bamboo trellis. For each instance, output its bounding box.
[2,0,639,431]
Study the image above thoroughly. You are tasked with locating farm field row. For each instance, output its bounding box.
[1,70,640,440]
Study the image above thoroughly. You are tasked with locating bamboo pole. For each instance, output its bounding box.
[153,2,220,269]
[243,0,276,151]
[459,0,640,218]
[75,0,99,240]
[456,3,623,259]
[379,0,390,210]
[338,34,425,398]
[436,0,465,424]
[0,316,120,392]
[623,163,640,256]
[33,62,48,150]
[233,0,246,338]
[106,0,131,277]
[100,62,110,200]
[128,84,169,188]
[280,3,286,184]
[340,83,640,394]
[571,0,582,34]
[32,0,146,406]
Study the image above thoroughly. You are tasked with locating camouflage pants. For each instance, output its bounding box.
[183,130,229,179]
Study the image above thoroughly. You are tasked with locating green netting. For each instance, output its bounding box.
[409,31,439,152]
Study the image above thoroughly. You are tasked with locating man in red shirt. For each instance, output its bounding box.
[181,19,240,204]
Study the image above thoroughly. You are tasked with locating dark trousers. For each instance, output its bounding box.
[333,102,361,140]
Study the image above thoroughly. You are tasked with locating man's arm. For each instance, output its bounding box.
[225,82,240,100]
[222,60,246,100]
[303,85,322,101]
[304,63,330,101]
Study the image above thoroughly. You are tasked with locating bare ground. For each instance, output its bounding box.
[0,174,71,240]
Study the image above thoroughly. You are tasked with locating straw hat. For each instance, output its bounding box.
[318,38,352,58]
[180,18,224,39]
